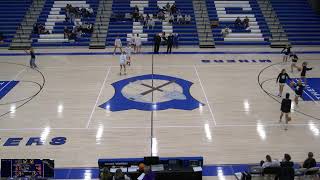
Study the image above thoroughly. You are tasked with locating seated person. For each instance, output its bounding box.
[164,2,171,12]
[261,155,280,168]
[64,26,70,39]
[303,152,316,169]
[0,32,4,43]
[185,14,191,24]
[113,169,130,180]
[243,16,249,28]
[33,23,39,34]
[38,24,50,34]
[157,11,165,21]
[177,13,183,24]
[100,167,112,180]
[234,17,242,28]
[142,166,155,180]
[133,5,139,14]
[171,3,177,14]
[221,26,231,37]
[280,153,294,168]
[168,14,174,24]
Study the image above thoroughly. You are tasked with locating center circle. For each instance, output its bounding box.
[121,79,184,103]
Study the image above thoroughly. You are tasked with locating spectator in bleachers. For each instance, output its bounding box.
[154,33,161,53]
[243,16,249,29]
[64,26,70,39]
[144,14,150,27]
[234,17,242,28]
[161,32,167,46]
[133,5,139,14]
[168,14,174,24]
[157,11,165,21]
[100,167,112,180]
[173,33,179,49]
[38,24,50,34]
[303,152,317,169]
[185,15,191,24]
[167,33,174,54]
[147,17,155,30]
[113,169,131,180]
[113,36,123,55]
[281,154,294,168]
[171,3,177,15]
[261,155,280,168]
[164,3,171,13]
[177,13,183,24]
[33,23,39,34]
[221,26,231,37]
[0,32,4,43]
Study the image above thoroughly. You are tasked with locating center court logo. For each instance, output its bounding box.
[99,74,204,111]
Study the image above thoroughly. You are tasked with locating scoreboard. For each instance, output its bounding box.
[1,159,54,178]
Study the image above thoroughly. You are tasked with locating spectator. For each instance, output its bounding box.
[154,33,161,53]
[303,152,317,169]
[243,16,249,28]
[171,3,177,14]
[86,7,93,16]
[0,32,4,43]
[261,155,280,168]
[133,5,139,13]
[177,13,183,24]
[167,33,174,54]
[113,169,130,180]
[221,26,231,37]
[142,166,155,180]
[100,168,112,180]
[165,2,171,12]
[147,18,155,30]
[144,14,150,26]
[173,33,179,49]
[64,26,70,39]
[33,23,39,34]
[168,14,174,24]
[157,11,165,21]
[161,32,167,46]
[185,14,191,24]
[280,154,294,168]
[38,24,50,34]
[234,17,241,28]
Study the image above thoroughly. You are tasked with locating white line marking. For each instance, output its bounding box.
[0,68,26,93]
[86,66,111,128]
[194,65,217,126]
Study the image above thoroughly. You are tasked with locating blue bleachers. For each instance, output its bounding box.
[270,0,320,45]
[0,0,32,47]
[206,0,271,46]
[31,0,99,47]
[106,0,199,46]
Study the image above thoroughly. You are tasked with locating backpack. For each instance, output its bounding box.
[241,171,252,180]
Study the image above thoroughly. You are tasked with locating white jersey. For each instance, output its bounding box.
[125,47,132,57]
[135,36,142,46]
[119,54,127,65]
[115,38,122,47]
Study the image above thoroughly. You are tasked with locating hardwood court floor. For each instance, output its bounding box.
[0,49,320,170]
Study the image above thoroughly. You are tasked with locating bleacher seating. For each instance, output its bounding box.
[0,0,32,47]
[31,0,99,47]
[106,0,199,46]
[206,0,271,45]
[270,0,320,45]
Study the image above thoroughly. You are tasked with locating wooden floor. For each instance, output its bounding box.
[0,48,320,173]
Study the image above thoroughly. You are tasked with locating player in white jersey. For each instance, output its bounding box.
[119,51,127,75]
[113,36,122,55]
[125,45,132,66]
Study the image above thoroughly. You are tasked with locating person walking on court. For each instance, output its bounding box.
[290,53,300,73]
[291,79,305,105]
[113,36,122,55]
[119,51,127,75]
[125,44,132,66]
[281,45,291,63]
[300,61,312,84]
[135,34,142,53]
[154,33,161,53]
[280,93,292,130]
[25,48,37,68]
[166,33,174,54]
[276,69,291,97]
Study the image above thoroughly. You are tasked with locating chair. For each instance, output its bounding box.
[304,167,320,179]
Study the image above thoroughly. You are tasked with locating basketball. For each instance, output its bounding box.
[297,67,302,71]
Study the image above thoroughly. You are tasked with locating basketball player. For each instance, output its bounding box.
[291,79,305,105]
[113,36,122,55]
[135,34,142,53]
[24,48,37,68]
[125,44,132,66]
[289,53,299,73]
[281,45,291,63]
[276,69,291,97]
[280,93,292,130]
[119,51,127,75]
[300,62,312,83]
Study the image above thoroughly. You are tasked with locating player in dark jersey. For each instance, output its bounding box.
[300,62,312,84]
[24,48,37,68]
[281,45,291,63]
[276,69,291,97]
[280,93,292,130]
[289,53,299,73]
[292,80,305,105]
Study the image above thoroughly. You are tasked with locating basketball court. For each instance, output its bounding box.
[0,47,320,179]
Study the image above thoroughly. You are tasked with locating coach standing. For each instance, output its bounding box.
[167,33,174,54]
[154,34,161,54]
